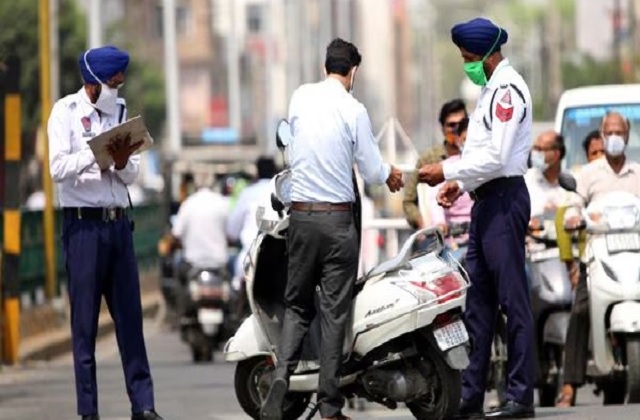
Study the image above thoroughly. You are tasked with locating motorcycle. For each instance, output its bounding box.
[180,266,232,363]
[526,214,573,406]
[560,173,640,404]
[223,120,471,420]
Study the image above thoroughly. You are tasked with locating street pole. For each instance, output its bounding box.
[88,0,102,48]
[227,0,241,137]
[548,0,563,113]
[40,0,57,301]
[264,0,276,155]
[163,0,181,159]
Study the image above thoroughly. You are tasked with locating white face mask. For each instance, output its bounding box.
[530,150,549,171]
[604,134,626,157]
[94,84,120,115]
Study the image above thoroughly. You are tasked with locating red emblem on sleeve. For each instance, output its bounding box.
[496,103,513,122]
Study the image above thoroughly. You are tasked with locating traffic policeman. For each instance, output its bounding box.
[419,18,534,419]
[48,46,163,420]
[260,38,404,420]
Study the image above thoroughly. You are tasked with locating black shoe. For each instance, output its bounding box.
[81,416,100,420]
[484,401,534,418]
[131,410,164,420]
[261,377,288,420]
[447,401,484,419]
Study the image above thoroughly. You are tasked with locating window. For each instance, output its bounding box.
[153,3,192,38]
[247,4,263,33]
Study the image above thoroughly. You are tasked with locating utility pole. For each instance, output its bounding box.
[163,0,181,159]
[40,0,57,301]
[226,0,241,137]
[264,0,275,155]
[88,0,102,48]
[548,0,563,114]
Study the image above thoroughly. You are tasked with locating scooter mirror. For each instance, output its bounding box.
[558,172,577,192]
[276,119,292,150]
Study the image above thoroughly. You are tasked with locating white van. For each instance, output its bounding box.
[554,84,640,169]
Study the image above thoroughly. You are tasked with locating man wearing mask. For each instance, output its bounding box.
[48,46,163,420]
[403,99,467,229]
[418,18,534,418]
[260,38,404,420]
[525,131,567,220]
[556,112,640,407]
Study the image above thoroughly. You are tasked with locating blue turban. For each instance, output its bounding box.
[451,18,508,56]
[78,46,130,85]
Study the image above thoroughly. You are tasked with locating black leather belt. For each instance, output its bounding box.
[63,207,127,221]
[291,201,352,212]
[469,176,524,201]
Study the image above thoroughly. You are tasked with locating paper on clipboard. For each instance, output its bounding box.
[87,115,154,170]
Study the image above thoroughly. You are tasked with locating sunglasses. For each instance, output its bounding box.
[444,121,462,128]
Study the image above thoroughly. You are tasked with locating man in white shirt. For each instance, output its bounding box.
[525,131,567,220]
[48,46,162,420]
[419,18,534,419]
[172,172,229,270]
[261,38,404,420]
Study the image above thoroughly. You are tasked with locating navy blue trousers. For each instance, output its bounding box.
[63,215,154,416]
[462,178,534,407]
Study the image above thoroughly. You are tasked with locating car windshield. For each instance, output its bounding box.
[561,104,640,169]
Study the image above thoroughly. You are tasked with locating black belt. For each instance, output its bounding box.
[291,201,352,212]
[63,207,127,221]
[469,176,524,202]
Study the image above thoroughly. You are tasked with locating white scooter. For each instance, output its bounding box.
[224,121,471,420]
[559,173,640,404]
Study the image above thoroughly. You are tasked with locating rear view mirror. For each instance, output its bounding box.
[276,119,292,150]
[558,172,577,192]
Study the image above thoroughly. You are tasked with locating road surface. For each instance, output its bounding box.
[1,315,639,419]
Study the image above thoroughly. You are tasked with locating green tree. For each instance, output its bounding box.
[0,0,87,136]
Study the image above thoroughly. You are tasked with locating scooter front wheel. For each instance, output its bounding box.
[626,335,640,403]
[234,356,311,420]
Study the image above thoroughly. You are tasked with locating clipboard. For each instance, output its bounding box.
[87,115,154,170]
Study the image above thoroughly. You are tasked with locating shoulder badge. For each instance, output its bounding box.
[495,88,514,122]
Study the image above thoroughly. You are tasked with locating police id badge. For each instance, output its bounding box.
[81,116,95,137]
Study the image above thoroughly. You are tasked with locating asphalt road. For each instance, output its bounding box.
[1,314,640,420]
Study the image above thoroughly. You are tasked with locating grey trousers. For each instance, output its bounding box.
[563,266,590,386]
[275,210,358,418]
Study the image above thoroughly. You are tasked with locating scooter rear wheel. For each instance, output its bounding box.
[235,356,311,420]
[405,342,461,420]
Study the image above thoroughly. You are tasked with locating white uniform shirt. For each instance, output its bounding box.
[443,59,532,192]
[172,188,230,269]
[48,88,139,207]
[288,78,390,203]
[524,168,567,218]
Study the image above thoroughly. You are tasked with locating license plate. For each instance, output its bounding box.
[606,233,640,253]
[434,319,469,351]
[198,309,224,325]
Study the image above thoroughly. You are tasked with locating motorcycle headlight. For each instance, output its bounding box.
[189,280,201,300]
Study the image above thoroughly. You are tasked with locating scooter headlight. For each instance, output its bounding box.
[598,205,640,230]
[189,280,201,300]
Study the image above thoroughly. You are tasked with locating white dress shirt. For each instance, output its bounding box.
[443,59,532,192]
[172,188,230,269]
[524,168,568,218]
[48,88,140,208]
[288,78,390,203]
